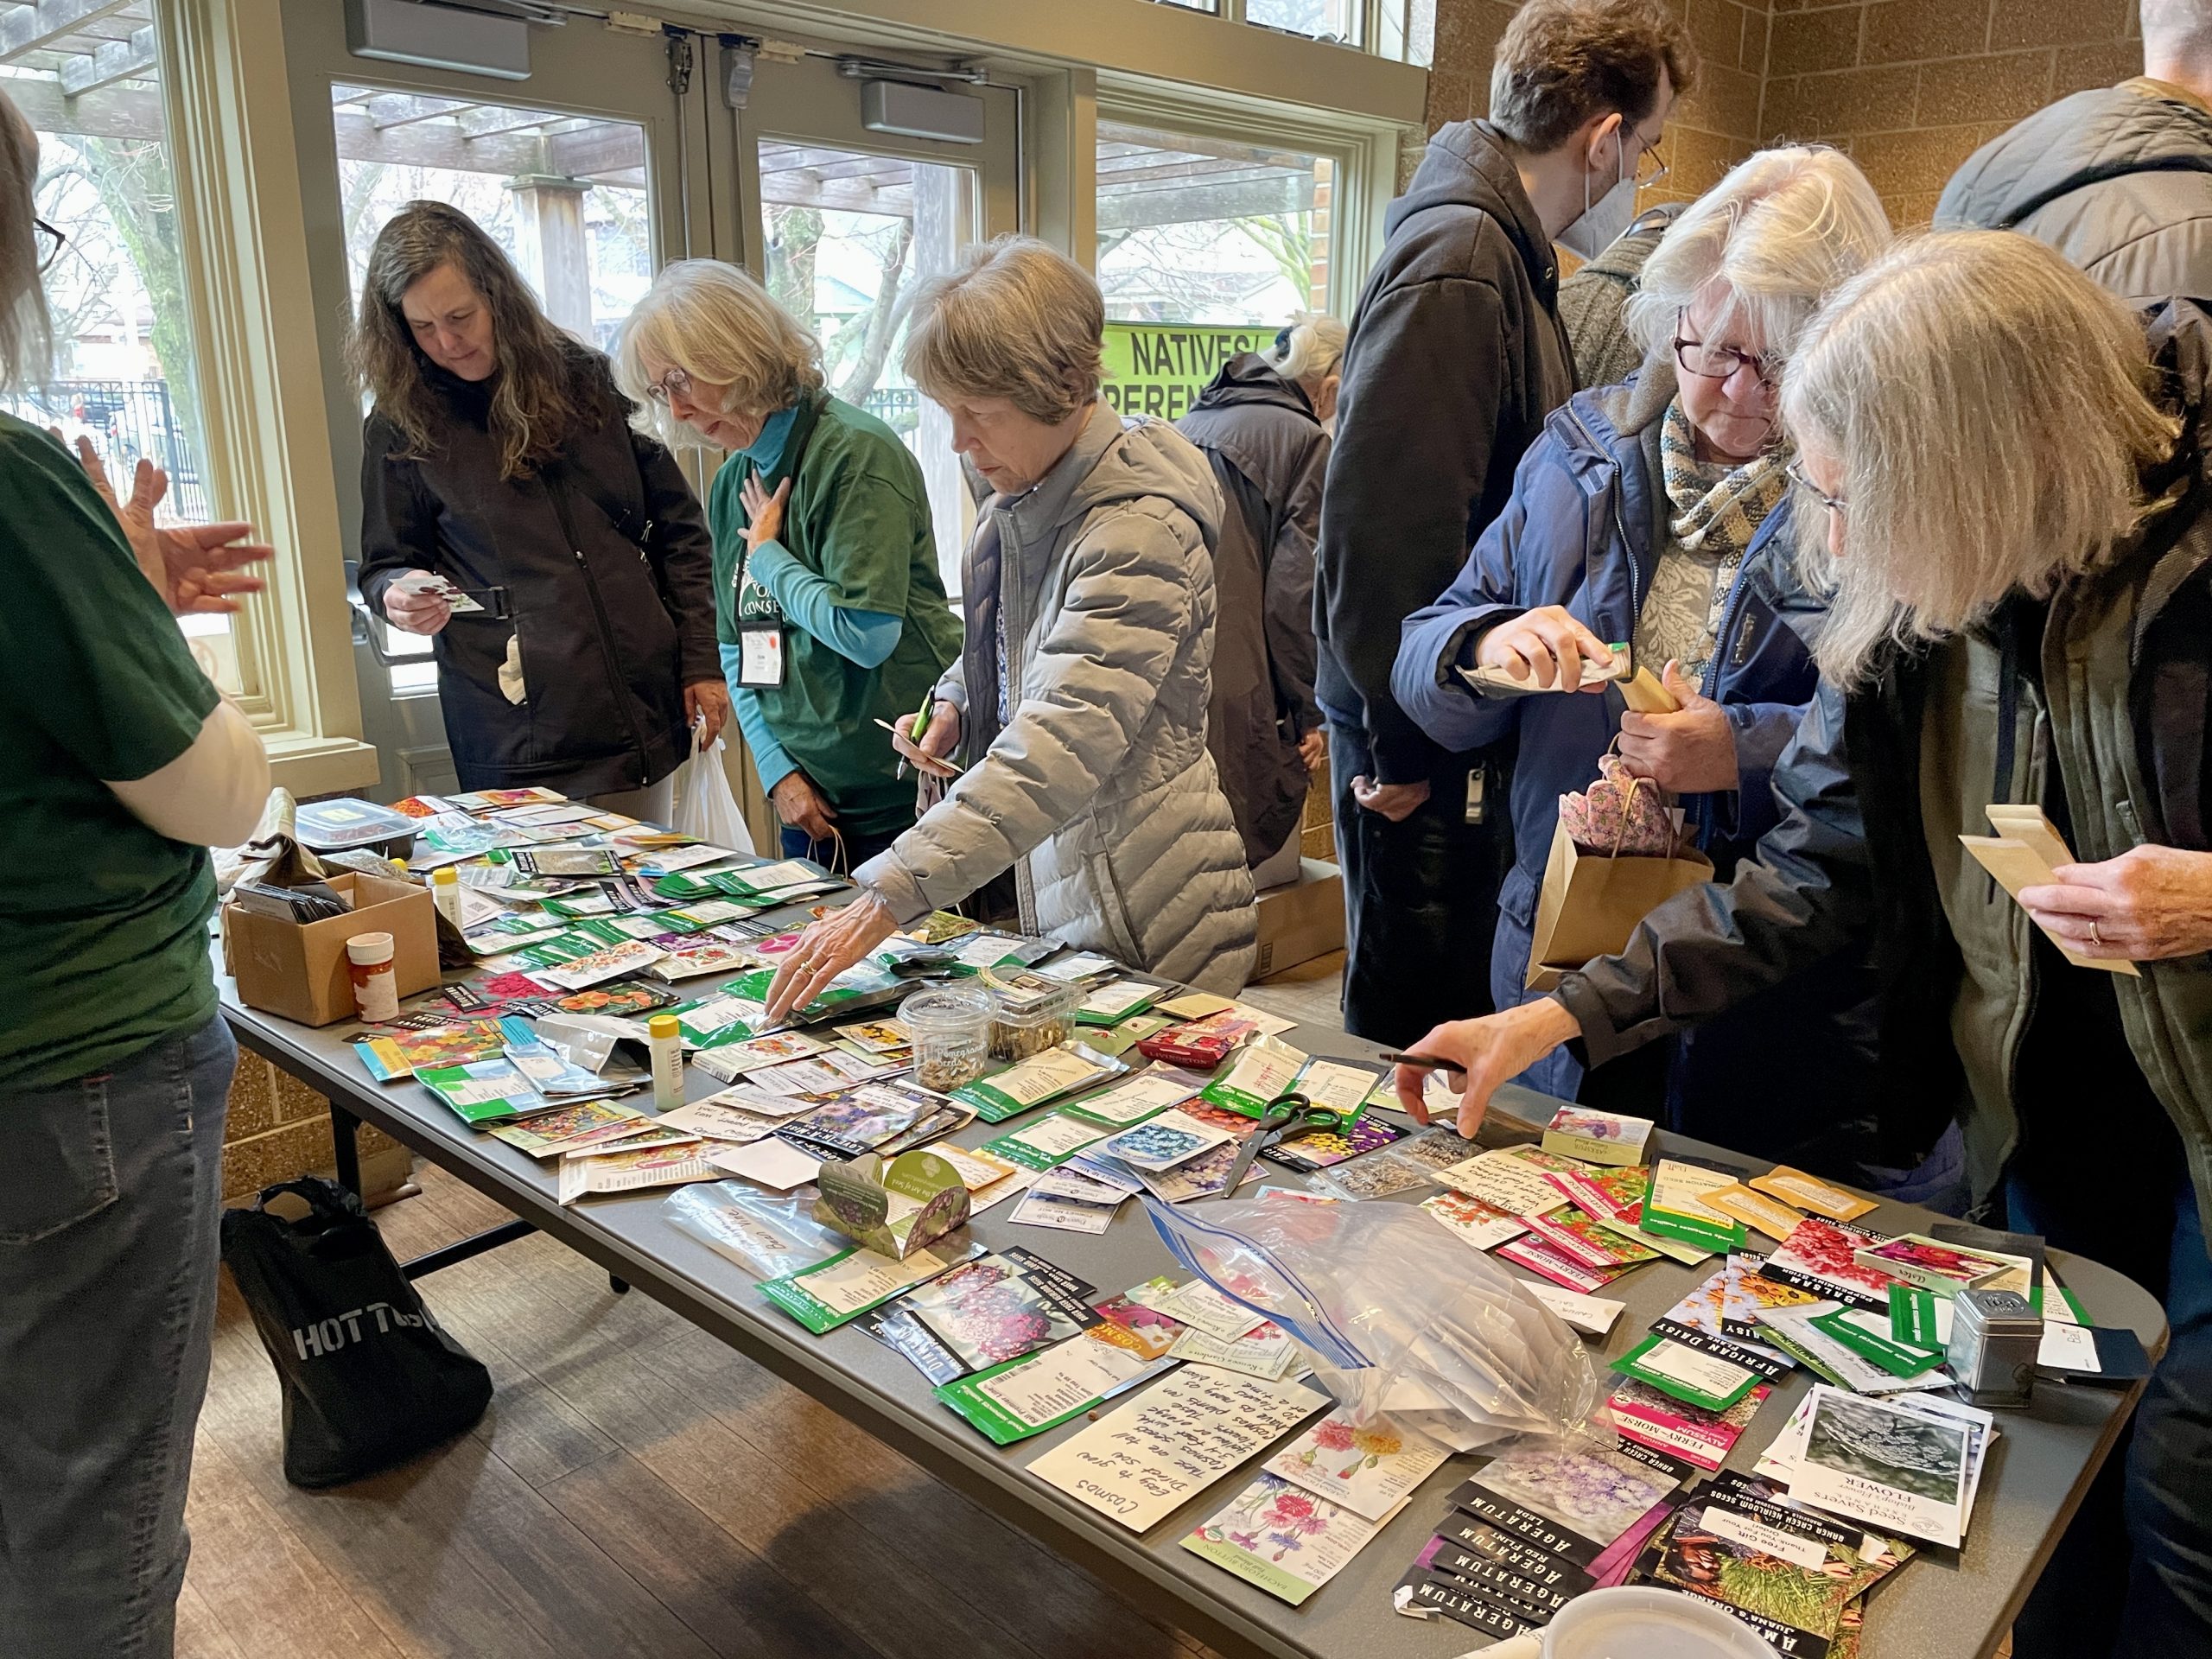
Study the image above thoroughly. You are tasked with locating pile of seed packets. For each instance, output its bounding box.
[321,792,2137,1637]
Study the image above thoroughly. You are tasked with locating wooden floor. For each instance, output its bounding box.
[175,963,1343,1659]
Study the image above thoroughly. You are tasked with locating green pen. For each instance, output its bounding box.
[909,685,936,742]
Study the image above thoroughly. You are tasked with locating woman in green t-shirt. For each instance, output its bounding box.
[613,260,961,868]
[0,89,274,1658]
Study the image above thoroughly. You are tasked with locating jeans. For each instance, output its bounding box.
[2009,1166,2212,1658]
[1328,721,1510,1048]
[780,821,906,874]
[0,1014,236,1659]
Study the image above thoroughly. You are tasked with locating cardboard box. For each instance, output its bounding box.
[222,871,439,1027]
[1252,857,1344,981]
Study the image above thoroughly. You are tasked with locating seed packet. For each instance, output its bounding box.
[1313,1151,1433,1200]
[1611,1333,1764,1412]
[1185,1474,1405,1605]
[1101,1109,1237,1170]
[1262,1114,1404,1173]
[1609,1376,1772,1471]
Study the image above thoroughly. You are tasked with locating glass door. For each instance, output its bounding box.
[284,0,714,799]
[734,55,1022,599]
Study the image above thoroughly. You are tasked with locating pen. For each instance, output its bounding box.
[1381,1050,1467,1075]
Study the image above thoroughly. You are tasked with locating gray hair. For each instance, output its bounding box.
[902,236,1102,424]
[1625,145,1891,365]
[1268,311,1347,384]
[1782,231,2181,687]
[0,94,51,393]
[613,257,823,448]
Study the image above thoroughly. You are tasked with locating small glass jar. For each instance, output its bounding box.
[986,980,1079,1062]
[901,986,995,1091]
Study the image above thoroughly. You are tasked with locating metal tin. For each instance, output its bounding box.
[1948,1287,2042,1408]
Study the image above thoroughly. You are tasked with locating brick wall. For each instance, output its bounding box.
[1761,0,2142,224]
[224,1051,410,1204]
[1421,0,2149,227]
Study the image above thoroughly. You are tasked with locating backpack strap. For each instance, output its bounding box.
[1990,152,2212,232]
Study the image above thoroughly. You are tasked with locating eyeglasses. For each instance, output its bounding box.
[1674,312,1779,385]
[1785,459,1847,519]
[644,364,691,405]
[35,216,63,274]
[1632,137,1669,191]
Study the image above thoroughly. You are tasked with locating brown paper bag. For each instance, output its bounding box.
[1524,816,1714,991]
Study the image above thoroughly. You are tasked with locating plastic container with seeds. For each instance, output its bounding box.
[899,985,995,1091]
[983,973,1081,1061]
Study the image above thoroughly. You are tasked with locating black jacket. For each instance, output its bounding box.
[1176,353,1326,863]
[1936,81,2212,304]
[358,346,718,796]
[1313,119,1577,783]
[1556,304,2212,1186]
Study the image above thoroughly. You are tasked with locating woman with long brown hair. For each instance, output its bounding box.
[352,200,725,812]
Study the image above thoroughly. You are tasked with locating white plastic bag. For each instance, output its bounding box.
[670,731,755,853]
[1142,1193,1607,1450]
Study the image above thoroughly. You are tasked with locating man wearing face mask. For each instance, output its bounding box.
[1313,0,1693,1046]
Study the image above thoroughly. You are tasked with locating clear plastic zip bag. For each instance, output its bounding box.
[1142,1192,1608,1451]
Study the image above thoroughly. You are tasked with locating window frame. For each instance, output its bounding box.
[158,0,378,794]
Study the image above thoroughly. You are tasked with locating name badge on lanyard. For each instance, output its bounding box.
[733,537,785,687]
[737,625,785,687]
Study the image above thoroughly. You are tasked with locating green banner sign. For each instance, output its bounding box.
[1101,321,1280,423]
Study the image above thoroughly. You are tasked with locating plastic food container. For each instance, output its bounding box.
[900,986,995,1091]
[986,979,1080,1061]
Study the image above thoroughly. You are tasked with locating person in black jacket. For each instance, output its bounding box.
[352,201,725,815]
[1314,0,1693,1046]
[1177,314,1343,885]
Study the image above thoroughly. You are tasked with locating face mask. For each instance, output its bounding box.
[1557,122,1639,261]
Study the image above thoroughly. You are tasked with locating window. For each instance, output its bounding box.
[1247,0,1357,43]
[758,139,980,598]
[1096,119,1332,326]
[1,2,231,688]
[329,85,651,692]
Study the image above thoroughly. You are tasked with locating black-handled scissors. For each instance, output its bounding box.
[1219,1091,1363,1193]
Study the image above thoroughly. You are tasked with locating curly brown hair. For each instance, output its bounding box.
[1489,0,1697,155]
[346,200,601,479]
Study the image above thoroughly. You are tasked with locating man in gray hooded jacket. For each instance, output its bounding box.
[1936,3,2212,302]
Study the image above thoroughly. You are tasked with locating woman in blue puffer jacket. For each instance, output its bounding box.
[1393,146,1892,1171]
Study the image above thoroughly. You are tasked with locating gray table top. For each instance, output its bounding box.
[217,929,2167,1659]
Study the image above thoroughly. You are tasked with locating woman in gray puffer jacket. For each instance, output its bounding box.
[764,238,1256,1020]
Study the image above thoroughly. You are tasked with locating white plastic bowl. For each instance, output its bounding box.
[1542,1586,1778,1659]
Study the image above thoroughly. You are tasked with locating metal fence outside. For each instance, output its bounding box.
[3,378,209,522]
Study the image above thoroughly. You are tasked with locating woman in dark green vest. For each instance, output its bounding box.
[614,259,960,866]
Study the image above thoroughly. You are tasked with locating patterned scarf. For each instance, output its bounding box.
[1661,398,1789,555]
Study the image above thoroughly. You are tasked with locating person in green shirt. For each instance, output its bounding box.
[613,259,960,868]
[0,87,274,1659]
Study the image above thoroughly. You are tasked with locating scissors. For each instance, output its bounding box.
[1219,1091,1362,1192]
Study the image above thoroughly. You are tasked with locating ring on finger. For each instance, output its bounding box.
[2090,919,2104,947]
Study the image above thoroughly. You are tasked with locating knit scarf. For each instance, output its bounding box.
[1661,399,1789,556]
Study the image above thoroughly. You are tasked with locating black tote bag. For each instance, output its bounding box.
[219,1178,493,1488]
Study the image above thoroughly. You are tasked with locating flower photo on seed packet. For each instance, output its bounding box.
[1088,1294,1184,1359]
[1473,1444,1673,1547]
[1208,1475,1337,1562]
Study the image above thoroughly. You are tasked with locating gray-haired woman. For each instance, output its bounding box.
[1395,231,2212,1656]
[0,88,275,1657]
[766,236,1255,1018]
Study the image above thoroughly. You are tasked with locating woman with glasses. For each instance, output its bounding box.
[613,260,959,867]
[353,201,725,817]
[1389,147,1892,1164]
